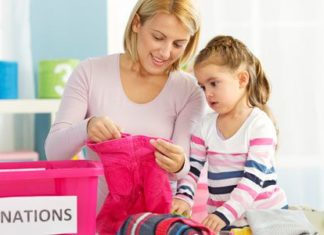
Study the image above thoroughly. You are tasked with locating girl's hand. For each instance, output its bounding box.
[87,116,121,142]
[202,214,226,233]
[171,198,191,217]
[149,139,185,173]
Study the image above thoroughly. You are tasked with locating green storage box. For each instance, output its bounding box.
[38,59,79,98]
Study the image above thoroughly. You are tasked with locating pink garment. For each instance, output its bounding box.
[191,183,209,222]
[87,133,172,234]
[192,166,209,222]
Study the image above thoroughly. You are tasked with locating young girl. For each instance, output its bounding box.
[172,35,288,233]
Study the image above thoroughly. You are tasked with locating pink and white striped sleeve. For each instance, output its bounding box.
[175,124,208,207]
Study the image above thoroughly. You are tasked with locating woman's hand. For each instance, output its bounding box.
[149,139,185,173]
[171,198,191,217]
[202,214,226,233]
[87,116,121,142]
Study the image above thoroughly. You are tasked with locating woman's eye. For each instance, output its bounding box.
[153,35,163,40]
[174,42,184,48]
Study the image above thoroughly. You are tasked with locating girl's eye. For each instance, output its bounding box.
[199,85,205,91]
[210,81,219,87]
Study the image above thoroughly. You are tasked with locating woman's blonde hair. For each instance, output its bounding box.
[195,35,278,134]
[124,0,201,71]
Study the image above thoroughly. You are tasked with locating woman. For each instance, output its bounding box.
[45,0,205,213]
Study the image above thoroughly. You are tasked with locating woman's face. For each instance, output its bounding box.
[132,12,191,75]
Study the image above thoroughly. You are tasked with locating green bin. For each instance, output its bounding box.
[38,59,79,98]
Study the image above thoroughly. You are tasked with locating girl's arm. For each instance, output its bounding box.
[174,124,207,207]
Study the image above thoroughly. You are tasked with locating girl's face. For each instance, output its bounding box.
[132,12,191,75]
[194,63,246,114]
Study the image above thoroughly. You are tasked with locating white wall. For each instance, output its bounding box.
[107,0,136,54]
[277,156,324,210]
[0,0,34,151]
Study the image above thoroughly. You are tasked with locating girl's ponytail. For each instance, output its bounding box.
[248,56,278,136]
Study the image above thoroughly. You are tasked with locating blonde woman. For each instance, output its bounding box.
[45,0,204,232]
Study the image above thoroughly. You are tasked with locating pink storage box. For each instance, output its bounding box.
[0,160,103,235]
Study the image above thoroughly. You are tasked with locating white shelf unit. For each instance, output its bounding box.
[0,99,61,161]
[0,99,60,122]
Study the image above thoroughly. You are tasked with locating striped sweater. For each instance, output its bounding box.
[175,108,287,227]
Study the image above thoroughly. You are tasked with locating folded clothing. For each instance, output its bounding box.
[117,212,214,235]
[289,205,324,234]
[246,209,318,235]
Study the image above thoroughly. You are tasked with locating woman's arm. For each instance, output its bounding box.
[171,77,205,178]
[149,73,205,177]
[45,60,91,160]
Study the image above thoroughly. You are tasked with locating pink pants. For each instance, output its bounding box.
[87,134,172,235]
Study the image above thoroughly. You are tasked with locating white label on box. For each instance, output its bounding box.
[0,196,77,235]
